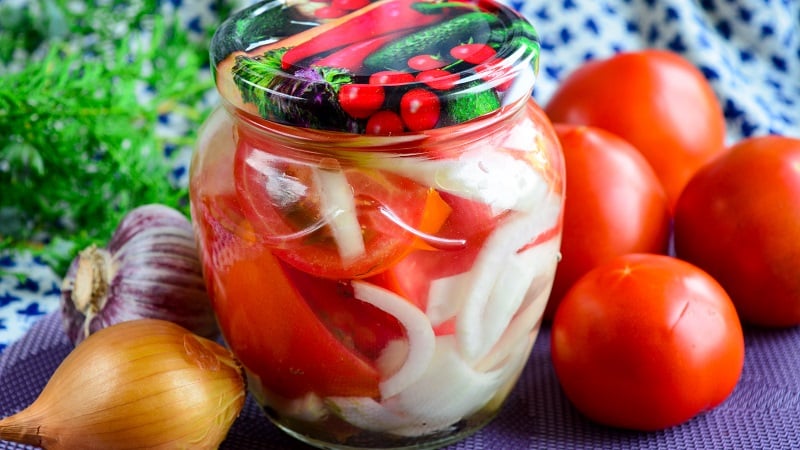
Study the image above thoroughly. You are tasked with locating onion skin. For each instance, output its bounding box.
[0,319,246,449]
[60,204,218,345]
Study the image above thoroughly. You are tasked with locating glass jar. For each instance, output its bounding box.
[190,0,564,448]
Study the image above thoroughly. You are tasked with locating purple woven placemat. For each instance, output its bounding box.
[2,313,799,449]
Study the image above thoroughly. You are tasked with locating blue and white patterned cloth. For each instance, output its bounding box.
[1,0,798,352]
[0,255,60,354]
[521,0,800,142]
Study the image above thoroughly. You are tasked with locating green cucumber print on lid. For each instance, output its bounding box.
[211,0,540,134]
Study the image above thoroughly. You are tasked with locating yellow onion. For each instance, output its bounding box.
[0,319,246,450]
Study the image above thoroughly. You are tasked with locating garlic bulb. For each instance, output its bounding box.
[0,319,246,450]
[60,204,218,345]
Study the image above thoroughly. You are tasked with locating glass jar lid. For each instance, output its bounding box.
[211,0,540,134]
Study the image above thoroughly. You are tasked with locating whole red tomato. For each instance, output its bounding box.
[415,69,459,91]
[338,84,385,119]
[407,54,446,71]
[365,110,405,135]
[544,124,671,319]
[369,70,415,85]
[400,88,441,131]
[551,254,745,431]
[674,135,800,327]
[545,49,726,210]
[450,43,496,64]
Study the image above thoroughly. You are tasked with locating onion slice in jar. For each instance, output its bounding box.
[454,194,562,363]
[361,150,547,213]
[329,334,528,437]
[384,335,517,434]
[426,271,470,327]
[472,225,561,359]
[351,281,435,398]
[474,264,555,373]
[313,166,366,263]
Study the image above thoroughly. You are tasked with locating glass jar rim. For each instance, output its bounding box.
[230,93,529,159]
[210,0,540,135]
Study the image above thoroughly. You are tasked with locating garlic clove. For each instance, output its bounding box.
[0,319,246,449]
[60,204,219,345]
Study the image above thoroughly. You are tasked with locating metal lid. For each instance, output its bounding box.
[211,0,540,134]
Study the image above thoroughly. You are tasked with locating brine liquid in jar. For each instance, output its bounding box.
[190,0,564,448]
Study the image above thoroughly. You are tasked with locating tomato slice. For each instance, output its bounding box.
[369,193,499,333]
[284,267,406,361]
[201,219,383,399]
[233,134,438,279]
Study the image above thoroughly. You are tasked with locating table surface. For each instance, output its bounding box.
[3,312,800,450]
[2,0,800,448]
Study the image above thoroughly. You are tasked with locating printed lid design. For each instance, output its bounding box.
[212,0,540,134]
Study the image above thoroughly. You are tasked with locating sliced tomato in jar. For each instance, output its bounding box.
[233,134,444,279]
[195,198,383,400]
[284,267,407,361]
[369,193,500,332]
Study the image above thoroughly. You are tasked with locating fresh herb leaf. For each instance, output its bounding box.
[0,2,219,275]
[233,48,289,114]
[233,51,358,131]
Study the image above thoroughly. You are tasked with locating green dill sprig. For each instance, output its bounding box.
[232,49,289,117]
[0,2,219,274]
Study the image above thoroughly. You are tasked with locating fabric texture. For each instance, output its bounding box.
[516,0,800,143]
[2,312,800,449]
[1,0,799,448]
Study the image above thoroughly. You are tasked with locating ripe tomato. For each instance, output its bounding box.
[674,135,800,327]
[400,88,441,131]
[551,254,745,431]
[544,124,671,319]
[331,0,369,10]
[366,110,405,135]
[450,43,496,64]
[233,130,449,279]
[338,84,385,119]
[195,197,384,399]
[369,70,415,85]
[545,50,726,210]
[407,54,447,71]
[415,69,459,91]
